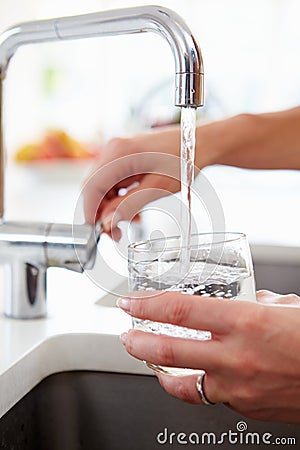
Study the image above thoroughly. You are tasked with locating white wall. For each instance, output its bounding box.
[2,0,300,152]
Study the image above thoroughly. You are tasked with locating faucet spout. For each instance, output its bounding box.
[0,5,203,106]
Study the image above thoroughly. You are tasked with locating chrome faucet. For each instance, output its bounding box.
[0,5,204,319]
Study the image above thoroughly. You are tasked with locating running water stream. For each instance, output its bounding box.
[180,106,197,275]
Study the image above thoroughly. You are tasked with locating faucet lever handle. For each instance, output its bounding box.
[46,222,101,273]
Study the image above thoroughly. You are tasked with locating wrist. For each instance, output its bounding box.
[195,113,266,169]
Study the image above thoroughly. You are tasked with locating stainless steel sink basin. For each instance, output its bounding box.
[0,371,299,449]
[252,245,300,295]
[254,261,300,295]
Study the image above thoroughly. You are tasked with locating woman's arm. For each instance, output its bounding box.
[83,106,300,230]
[201,107,300,170]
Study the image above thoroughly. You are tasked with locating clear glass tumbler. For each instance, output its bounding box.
[128,232,256,376]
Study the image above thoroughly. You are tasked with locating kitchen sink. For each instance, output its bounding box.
[0,371,299,450]
[254,260,300,295]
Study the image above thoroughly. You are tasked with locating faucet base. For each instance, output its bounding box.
[3,261,47,319]
[0,221,98,319]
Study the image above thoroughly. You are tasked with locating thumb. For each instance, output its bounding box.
[101,174,171,233]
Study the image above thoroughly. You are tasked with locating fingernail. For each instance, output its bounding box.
[116,297,131,311]
[120,332,128,345]
[102,211,121,232]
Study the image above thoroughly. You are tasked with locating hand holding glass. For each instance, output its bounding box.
[128,232,256,376]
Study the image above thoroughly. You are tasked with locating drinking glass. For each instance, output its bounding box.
[128,232,256,376]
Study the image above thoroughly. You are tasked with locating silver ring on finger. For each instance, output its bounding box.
[196,371,216,406]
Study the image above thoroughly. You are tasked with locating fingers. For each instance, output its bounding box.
[157,369,300,422]
[100,176,171,233]
[257,290,300,305]
[118,291,244,334]
[83,159,128,224]
[82,139,181,226]
[157,374,202,404]
[256,290,281,303]
[83,159,178,230]
[156,372,221,405]
[121,329,221,372]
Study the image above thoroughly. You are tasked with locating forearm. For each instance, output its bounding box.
[197,107,300,170]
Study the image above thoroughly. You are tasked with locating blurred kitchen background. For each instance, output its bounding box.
[1,0,300,269]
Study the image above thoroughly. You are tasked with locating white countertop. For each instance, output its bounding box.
[0,269,150,419]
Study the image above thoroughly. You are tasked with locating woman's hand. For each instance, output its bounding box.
[83,128,183,235]
[117,290,300,423]
[82,122,221,236]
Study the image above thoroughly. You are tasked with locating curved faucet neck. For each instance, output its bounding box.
[0,6,203,104]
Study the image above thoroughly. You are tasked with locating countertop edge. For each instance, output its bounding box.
[0,332,149,419]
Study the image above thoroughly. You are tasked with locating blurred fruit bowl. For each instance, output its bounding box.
[14,130,100,182]
[15,129,100,162]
